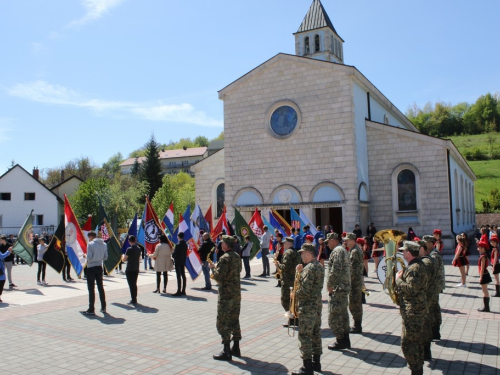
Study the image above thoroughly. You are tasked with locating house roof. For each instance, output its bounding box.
[295,0,343,41]
[49,175,84,191]
[0,164,63,202]
[120,147,207,167]
[207,140,224,151]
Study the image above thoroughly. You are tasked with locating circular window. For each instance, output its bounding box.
[270,106,298,136]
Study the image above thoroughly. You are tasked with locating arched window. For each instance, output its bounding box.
[304,37,310,55]
[397,169,417,211]
[315,35,320,52]
[216,183,225,218]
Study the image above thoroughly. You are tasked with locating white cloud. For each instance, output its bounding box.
[69,0,125,27]
[6,81,222,127]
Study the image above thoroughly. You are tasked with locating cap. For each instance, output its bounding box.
[222,235,235,246]
[298,243,316,253]
[433,229,442,235]
[417,240,427,248]
[0,235,6,240]
[305,234,314,242]
[285,237,294,243]
[477,240,490,249]
[422,235,436,243]
[399,241,420,253]
[325,232,340,241]
[342,232,357,241]
[490,234,499,242]
[356,238,365,245]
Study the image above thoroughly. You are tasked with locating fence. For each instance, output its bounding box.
[0,225,57,237]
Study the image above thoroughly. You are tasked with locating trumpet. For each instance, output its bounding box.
[274,260,282,280]
[207,247,216,280]
[285,270,301,337]
[362,288,371,297]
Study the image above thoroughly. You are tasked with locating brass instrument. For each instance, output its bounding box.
[285,270,301,336]
[274,243,283,280]
[362,288,371,297]
[207,246,216,280]
[374,229,406,305]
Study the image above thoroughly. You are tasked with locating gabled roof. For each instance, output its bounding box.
[49,175,84,191]
[120,147,207,167]
[0,164,63,202]
[296,0,342,40]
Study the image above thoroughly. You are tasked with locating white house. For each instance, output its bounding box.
[0,165,61,235]
[51,175,83,222]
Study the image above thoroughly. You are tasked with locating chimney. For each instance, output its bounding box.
[60,170,65,183]
[33,167,39,180]
[183,146,187,150]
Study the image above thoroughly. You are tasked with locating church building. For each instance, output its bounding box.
[193,0,476,249]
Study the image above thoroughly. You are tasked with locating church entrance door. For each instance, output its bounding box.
[315,207,343,234]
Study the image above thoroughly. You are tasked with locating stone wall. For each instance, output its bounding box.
[476,213,500,227]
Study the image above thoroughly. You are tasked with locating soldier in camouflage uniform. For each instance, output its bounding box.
[396,241,428,375]
[343,232,364,333]
[424,235,445,340]
[325,232,351,351]
[209,235,242,361]
[291,244,324,375]
[418,238,437,360]
[277,236,301,327]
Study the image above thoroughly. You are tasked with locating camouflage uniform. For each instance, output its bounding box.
[326,245,351,340]
[348,244,364,323]
[396,257,427,372]
[420,255,436,346]
[212,250,242,344]
[296,260,324,359]
[429,248,445,333]
[279,248,301,312]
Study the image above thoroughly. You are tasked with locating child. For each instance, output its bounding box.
[359,237,370,276]
[433,229,443,252]
[477,240,492,312]
[490,234,500,297]
[452,234,468,287]
[371,240,382,274]
[317,238,327,267]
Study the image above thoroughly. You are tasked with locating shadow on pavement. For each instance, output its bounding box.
[186,295,208,302]
[251,278,270,282]
[240,280,257,286]
[47,284,80,290]
[436,339,499,355]
[430,358,500,374]
[448,292,479,299]
[229,356,289,374]
[366,303,398,310]
[111,302,159,313]
[362,332,401,346]
[19,288,44,295]
[81,313,126,325]
[342,349,406,368]
[440,308,466,315]
[192,287,218,294]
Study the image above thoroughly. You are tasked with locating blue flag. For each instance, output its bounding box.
[137,202,146,246]
[121,213,138,254]
[290,207,306,235]
[269,212,287,237]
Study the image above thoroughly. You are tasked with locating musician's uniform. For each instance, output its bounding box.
[428,238,445,340]
[279,239,301,313]
[420,252,437,359]
[348,243,364,332]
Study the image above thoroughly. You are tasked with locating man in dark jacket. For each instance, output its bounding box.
[172,232,188,296]
[198,232,215,290]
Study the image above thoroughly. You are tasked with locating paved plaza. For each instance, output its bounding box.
[1,255,499,375]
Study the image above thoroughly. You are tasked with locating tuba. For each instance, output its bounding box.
[374,229,406,305]
[207,247,216,280]
[285,270,301,336]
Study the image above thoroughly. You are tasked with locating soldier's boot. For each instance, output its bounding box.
[350,320,362,334]
[328,337,348,351]
[432,325,441,341]
[424,343,432,361]
[411,369,423,375]
[291,359,313,375]
[478,297,490,312]
[282,318,294,328]
[361,293,366,304]
[494,285,500,297]
[230,340,241,358]
[213,343,232,361]
[312,355,321,372]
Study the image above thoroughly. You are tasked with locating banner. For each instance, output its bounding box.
[144,197,166,255]
[64,195,87,278]
[11,210,34,266]
[232,207,260,259]
[43,218,65,273]
[98,195,123,274]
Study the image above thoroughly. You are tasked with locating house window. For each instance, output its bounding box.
[315,35,320,52]
[33,215,44,226]
[24,193,35,201]
[384,114,389,124]
[397,170,417,211]
[304,37,310,55]
[0,193,11,201]
[216,183,225,218]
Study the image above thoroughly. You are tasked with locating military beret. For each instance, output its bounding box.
[285,237,294,243]
[399,241,420,253]
[342,232,356,241]
[422,235,436,243]
[222,235,235,246]
[325,232,340,241]
[298,243,316,253]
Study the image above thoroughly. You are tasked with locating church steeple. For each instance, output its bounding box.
[294,0,344,64]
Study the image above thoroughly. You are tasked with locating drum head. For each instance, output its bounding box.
[377,253,407,284]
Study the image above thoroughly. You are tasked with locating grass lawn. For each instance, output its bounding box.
[467,160,500,211]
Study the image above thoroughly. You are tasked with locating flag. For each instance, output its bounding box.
[82,215,92,243]
[211,206,230,239]
[290,207,305,235]
[261,215,276,249]
[204,204,213,233]
[232,207,260,259]
[248,208,264,237]
[269,212,287,237]
[121,213,138,254]
[43,218,65,273]
[97,195,123,274]
[144,196,166,255]
[137,202,146,246]
[162,202,175,236]
[191,204,209,246]
[11,210,35,266]
[271,210,292,236]
[179,207,202,280]
[299,211,317,236]
[64,195,87,278]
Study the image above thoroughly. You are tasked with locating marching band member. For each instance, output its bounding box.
[418,239,437,360]
[424,235,445,340]
[277,237,301,327]
[343,233,364,334]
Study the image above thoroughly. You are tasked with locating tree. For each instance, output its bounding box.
[101,152,123,179]
[68,177,110,225]
[194,135,209,147]
[214,131,224,140]
[140,134,163,198]
[130,157,141,178]
[152,172,195,223]
[42,156,98,187]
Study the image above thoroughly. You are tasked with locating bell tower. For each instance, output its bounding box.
[294,0,344,64]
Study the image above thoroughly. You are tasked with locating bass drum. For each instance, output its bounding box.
[377,253,408,285]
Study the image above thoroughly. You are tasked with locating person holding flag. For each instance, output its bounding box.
[0,242,13,303]
[122,235,142,305]
[172,232,188,296]
[81,230,108,315]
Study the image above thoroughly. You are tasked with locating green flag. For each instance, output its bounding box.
[97,196,122,275]
[12,210,35,266]
[232,207,260,260]
[43,218,65,273]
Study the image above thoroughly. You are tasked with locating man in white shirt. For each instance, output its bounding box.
[258,226,271,277]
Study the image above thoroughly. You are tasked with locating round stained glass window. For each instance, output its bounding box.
[270,106,298,137]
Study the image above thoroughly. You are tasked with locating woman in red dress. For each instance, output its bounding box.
[490,234,500,297]
[452,233,469,287]
[317,237,327,267]
[371,240,382,274]
[433,229,443,252]
[359,237,370,276]
[477,240,492,312]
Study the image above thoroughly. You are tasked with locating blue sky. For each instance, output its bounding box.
[1,0,499,174]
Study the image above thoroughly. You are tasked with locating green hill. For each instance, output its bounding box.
[449,134,500,212]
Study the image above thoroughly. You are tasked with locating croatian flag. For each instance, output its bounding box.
[249,208,264,237]
[179,209,202,280]
[162,203,174,236]
[82,215,92,243]
[64,195,87,278]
